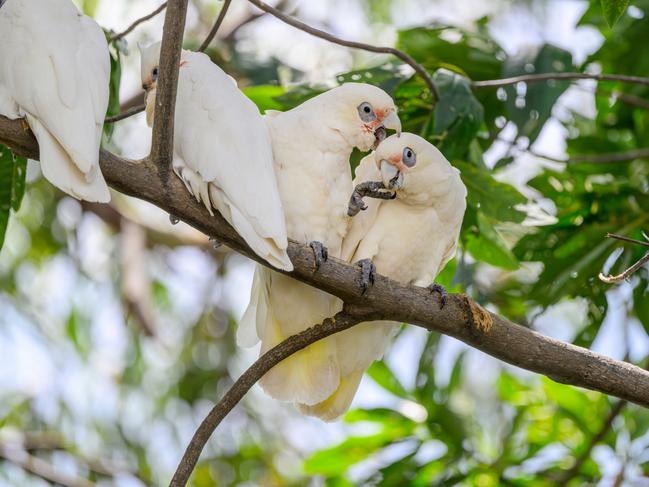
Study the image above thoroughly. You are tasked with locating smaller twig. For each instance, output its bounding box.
[599,252,649,283]
[348,180,395,217]
[244,0,439,102]
[606,233,649,248]
[472,72,649,89]
[168,307,372,487]
[198,0,233,52]
[109,2,168,43]
[0,445,95,487]
[599,232,649,283]
[104,104,146,124]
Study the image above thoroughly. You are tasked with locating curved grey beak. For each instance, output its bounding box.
[383,110,401,136]
[380,160,403,190]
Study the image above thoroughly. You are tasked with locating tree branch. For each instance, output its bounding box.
[244,0,439,102]
[5,114,649,483]
[472,72,649,89]
[4,114,649,406]
[198,0,233,52]
[169,307,371,486]
[600,232,649,283]
[0,445,94,487]
[104,104,145,124]
[109,2,168,43]
[149,0,189,174]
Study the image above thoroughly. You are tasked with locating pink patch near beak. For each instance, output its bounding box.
[388,154,409,173]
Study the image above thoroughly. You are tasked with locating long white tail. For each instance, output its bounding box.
[26,115,110,202]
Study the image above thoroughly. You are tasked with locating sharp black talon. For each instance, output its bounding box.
[309,241,328,270]
[428,283,448,309]
[357,259,376,295]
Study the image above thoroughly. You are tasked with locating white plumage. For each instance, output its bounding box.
[239,83,401,408]
[140,43,292,271]
[300,133,467,420]
[0,0,111,202]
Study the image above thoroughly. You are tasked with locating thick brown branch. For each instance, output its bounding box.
[244,0,439,102]
[168,308,370,487]
[109,2,168,43]
[198,0,233,52]
[472,72,649,88]
[149,0,189,173]
[4,114,649,408]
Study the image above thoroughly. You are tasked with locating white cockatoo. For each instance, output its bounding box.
[0,0,111,202]
[299,133,467,420]
[239,83,401,408]
[140,42,292,271]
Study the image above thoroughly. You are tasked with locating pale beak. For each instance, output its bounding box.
[383,110,401,136]
[380,159,404,190]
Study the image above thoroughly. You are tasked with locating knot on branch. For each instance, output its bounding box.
[461,295,493,334]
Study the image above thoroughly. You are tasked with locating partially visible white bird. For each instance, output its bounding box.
[299,133,467,421]
[239,83,401,408]
[0,0,111,202]
[140,43,292,271]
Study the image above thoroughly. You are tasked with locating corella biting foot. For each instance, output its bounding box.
[239,83,401,409]
[298,133,467,421]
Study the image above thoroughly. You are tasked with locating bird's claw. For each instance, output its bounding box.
[357,259,376,295]
[309,241,328,270]
[428,283,448,309]
[347,181,396,217]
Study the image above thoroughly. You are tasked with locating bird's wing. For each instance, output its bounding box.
[341,154,385,262]
[175,53,289,256]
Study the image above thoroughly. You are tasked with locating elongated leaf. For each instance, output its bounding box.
[427,69,484,160]
[11,153,26,211]
[367,360,409,398]
[464,211,519,270]
[454,160,527,223]
[601,0,629,27]
[0,144,27,251]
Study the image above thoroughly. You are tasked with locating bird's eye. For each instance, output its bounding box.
[357,102,376,123]
[151,67,159,81]
[402,147,416,167]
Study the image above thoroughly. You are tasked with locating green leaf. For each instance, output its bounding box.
[427,69,484,160]
[104,45,122,139]
[464,211,519,270]
[601,0,630,27]
[634,279,649,332]
[10,153,26,212]
[336,66,406,95]
[243,85,285,112]
[454,160,527,223]
[0,145,27,252]
[503,44,574,144]
[367,360,409,398]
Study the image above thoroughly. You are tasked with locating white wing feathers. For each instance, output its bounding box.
[0,0,110,202]
[172,51,292,271]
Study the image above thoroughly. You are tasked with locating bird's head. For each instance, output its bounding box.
[374,133,454,204]
[318,83,401,152]
[139,41,162,93]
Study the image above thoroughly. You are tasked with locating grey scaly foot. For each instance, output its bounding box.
[347,181,396,217]
[357,259,376,295]
[309,241,328,270]
[428,283,448,309]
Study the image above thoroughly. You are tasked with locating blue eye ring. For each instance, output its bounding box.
[402,147,416,167]
[152,67,159,81]
[357,102,376,123]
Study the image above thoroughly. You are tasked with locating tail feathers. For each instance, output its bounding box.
[210,186,293,272]
[259,338,340,406]
[258,308,339,405]
[297,369,365,421]
[27,115,110,203]
[238,265,267,348]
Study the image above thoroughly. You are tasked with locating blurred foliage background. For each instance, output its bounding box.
[0,0,648,485]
